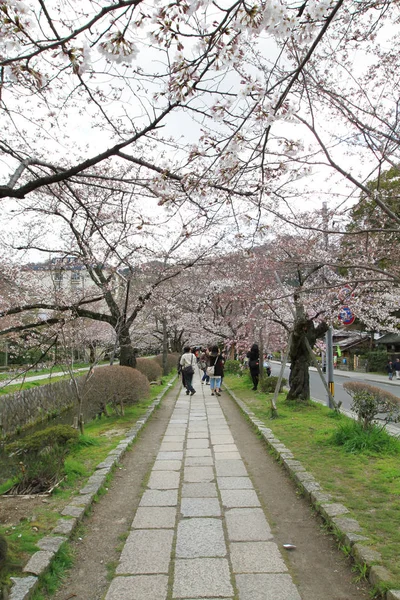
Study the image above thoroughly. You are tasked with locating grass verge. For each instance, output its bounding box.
[224,372,400,590]
[0,371,176,592]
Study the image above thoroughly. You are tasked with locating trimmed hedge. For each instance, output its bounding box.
[224,360,242,375]
[6,424,79,455]
[84,365,151,413]
[135,358,163,382]
[259,376,287,394]
[154,353,180,375]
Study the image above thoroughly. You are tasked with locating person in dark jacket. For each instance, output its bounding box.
[247,343,260,390]
[209,345,224,396]
[386,361,394,381]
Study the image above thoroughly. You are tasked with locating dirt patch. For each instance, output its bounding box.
[0,496,46,528]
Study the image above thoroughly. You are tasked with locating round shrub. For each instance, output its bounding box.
[154,353,180,374]
[6,424,79,456]
[343,381,400,429]
[259,376,287,394]
[224,360,242,375]
[135,358,163,383]
[84,365,151,413]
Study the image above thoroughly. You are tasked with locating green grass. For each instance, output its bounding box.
[0,371,176,592]
[224,373,400,589]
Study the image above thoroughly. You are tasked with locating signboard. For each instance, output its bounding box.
[338,306,355,326]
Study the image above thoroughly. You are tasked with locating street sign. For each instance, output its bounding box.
[338,285,353,302]
[338,306,355,326]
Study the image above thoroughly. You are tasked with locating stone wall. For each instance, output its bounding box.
[0,379,83,438]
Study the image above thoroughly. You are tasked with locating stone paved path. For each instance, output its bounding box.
[105,370,302,600]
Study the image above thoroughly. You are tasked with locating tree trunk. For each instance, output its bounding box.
[162,318,168,376]
[287,304,328,402]
[119,326,137,368]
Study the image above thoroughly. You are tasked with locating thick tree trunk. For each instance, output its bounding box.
[287,304,328,402]
[119,326,137,368]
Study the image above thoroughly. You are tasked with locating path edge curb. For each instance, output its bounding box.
[224,383,399,600]
[6,375,178,600]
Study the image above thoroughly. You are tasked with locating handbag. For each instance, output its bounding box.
[184,364,194,375]
[206,365,215,376]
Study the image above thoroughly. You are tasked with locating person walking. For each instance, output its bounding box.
[199,348,210,385]
[247,343,260,390]
[180,346,197,396]
[394,358,400,380]
[387,360,395,381]
[208,345,224,397]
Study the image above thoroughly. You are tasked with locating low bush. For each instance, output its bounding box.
[154,353,180,374]
[259,376,287,394]
[84,366,150,415]
[135,358,163,383]
[224,360,242,375]
[0,535,7,565]
[330,420,400,454]
[343,381,400,429]
[6,424,79,456]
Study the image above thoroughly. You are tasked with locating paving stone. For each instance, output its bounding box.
[37,536,66,553]
[230,541,287,573]
[332,516,362,533]
[139,490,178,506]
[293,471,317,483]
[210,435,234,444]
[353,544,382,564]
[217,477,253,490]
[105,574,168,600]
[116,529,174,574]
[225,508,273,541]
[343,532,369,546]
[181,498,221,517]
[70,493,94,508]
[386,591,400,600]
[215,460,248,477]
[173,558,233,598]
[220,489,261,508]
[132,507,177,529]
[23,551,53,576]
[159,442,184,451]
[176,518,226,558]
[301,480,321,496]
[184,466,214,483]
[96,457,116,469]
[213,444,238,453]
[186,439,209,449]
[152,460,182,471]
[310,490,333,504]
[369,565,392,587]
[185,448,212,457]
[320,502,349,518]
[157,451,184,460]
[52,518,77,535]
[9,576,38,600]
[184,456,213,466]
[182,482,218,497]
[61,505,85,518]
[235,573,302,600]
[79,481,102,495]
[147,471,180,489]
[187,431,210,439]
[214,451,242,460]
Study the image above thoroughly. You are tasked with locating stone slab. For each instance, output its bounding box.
[184,466,214,483]
[182,482,218,498]
[225,508,273,541]
[185,448,212,457]
[157,451,184,460]
[132,506,177,529]
[23,551,53,576]
[52,518,77,535]
[230,541,287,573]
[159,442,185,451]
[184,456,214,466]
[9,576,38,600]
[353,543,382,564]
[320,502,349,518]
[147,471,180,489]
[332,516,362,533]
[214,451,242,460]
[213,444,238,453]
[37,536,66,553]
[116,529,174,574]
[139,490,178,506]
[181,498,221,517]
[61,505,85,519]
[210,435,234,445]
[220,489,261,508]
[217,477,253,490]
[387,591,400,600]
[79,481,103,495]
[105,574,168,600]
[215,460,248,477]
[173,558,233,598]
[176,518,226,558]
[235,573,302,600]
[152,460,182,471]
[186,439,210,449]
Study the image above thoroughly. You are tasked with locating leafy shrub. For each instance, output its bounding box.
[224,360,242,375]
[154,353,180,374]
[135,358,163,382]
[343,381,400,430]
[259,376,287,394]
[84,366,150,414]
[364,350,389,373]
[6,424,79,456]
[0,535,7,565]
[330,421,400,454]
